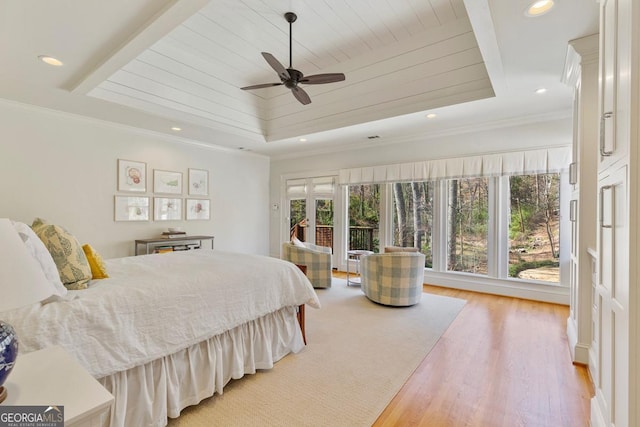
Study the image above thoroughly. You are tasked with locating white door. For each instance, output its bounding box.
[285,177,336,252]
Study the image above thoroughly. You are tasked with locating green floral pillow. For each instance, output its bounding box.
[31,218,92,290]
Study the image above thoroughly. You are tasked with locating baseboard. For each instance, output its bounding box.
[590,393,608,427]
[566,318,590,364]
[588,348,598,386]
[423,271,569,304]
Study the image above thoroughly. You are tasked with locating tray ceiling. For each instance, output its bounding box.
[0,0,599,156]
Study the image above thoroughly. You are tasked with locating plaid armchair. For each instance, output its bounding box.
[360,252,425,306]
[282,242,333,288]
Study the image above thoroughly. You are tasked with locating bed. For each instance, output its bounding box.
[2,249,320,427]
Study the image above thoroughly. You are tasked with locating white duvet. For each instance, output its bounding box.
[3,250,320,378]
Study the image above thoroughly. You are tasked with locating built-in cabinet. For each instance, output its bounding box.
[590,0,639,425]
[563,34,599,365]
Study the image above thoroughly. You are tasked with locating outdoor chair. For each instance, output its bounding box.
[360,252,425,306]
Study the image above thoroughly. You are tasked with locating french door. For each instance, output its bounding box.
[285,177,336,252]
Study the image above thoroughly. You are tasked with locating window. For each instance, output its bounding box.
[508,173,560,283]
[391,182,434,267]
[348,184,380,252]
[446,178,489,275]
[324,149,569,288]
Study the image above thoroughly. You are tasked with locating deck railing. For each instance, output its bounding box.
[290,223,378,252]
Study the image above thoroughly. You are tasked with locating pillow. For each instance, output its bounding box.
[12,221,68,299]
[31,218,92,290]
[82,244,109,279]
[291,235,306,248]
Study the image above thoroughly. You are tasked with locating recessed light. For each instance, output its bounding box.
[38,55,63,66]
[535,88,547,94]
[426,113,437,119]
[171,127,182,131]
[525,0,554,17]
[299,138,307,142]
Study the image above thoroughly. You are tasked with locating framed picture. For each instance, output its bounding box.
[186,199,210,220]
[154,197,182,221]
[188,168,208,196]
[114,196,150,221]
[117,159,146,192]
[154,170,182,194]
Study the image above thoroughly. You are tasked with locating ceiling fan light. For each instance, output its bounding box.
[525,0,555,17]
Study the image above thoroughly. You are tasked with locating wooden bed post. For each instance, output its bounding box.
[295,264,307,344]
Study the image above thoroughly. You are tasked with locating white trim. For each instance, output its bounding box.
[566,317,590,364]
[424,270,569,305]
[339,147,571,184]
[590,393,608,427]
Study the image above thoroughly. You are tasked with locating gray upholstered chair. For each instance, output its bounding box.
[282,241,332,288]
[360,252,425,306]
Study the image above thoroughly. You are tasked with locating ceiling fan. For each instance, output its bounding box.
[241,12,346,105]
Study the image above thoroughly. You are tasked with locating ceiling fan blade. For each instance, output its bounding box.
[291,86,311,105]
[241,82,283,90]
[299,73,346,85]
[261,52,290,80]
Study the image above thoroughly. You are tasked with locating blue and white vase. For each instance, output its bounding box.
[0,321,18,391]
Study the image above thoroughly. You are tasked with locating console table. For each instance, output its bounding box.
[134,235,214,255]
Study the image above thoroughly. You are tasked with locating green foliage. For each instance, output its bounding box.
[289,199,306,229]
[316,199,334,226]
[509,204,534,240]
[349,185,380,227]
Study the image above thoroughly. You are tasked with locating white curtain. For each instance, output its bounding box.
[338,147,570,185]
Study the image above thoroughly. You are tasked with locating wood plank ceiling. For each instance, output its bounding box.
[88,0,493,143]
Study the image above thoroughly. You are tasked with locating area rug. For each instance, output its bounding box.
[168,279,466,427]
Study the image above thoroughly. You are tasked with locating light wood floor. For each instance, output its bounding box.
[334,273,594,427]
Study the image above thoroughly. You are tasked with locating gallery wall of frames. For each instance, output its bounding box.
[114,159,210,222]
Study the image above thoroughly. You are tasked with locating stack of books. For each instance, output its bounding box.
[161,231,187,239]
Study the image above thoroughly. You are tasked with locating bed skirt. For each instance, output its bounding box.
[97,306,304,427]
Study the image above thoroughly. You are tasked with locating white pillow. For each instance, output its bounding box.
[291,235,306,248]
[12,221,68,300]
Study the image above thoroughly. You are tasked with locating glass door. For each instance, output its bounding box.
[286,177,336,252]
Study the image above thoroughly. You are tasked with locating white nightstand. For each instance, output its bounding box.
[2,346,114,427]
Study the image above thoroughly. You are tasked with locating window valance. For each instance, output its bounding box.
[338,147,570,185]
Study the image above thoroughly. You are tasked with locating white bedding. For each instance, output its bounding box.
[3,250,320,378]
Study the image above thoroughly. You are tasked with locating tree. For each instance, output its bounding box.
[393,183,408,246]
[411,182,422,249]
[448,180,459,269]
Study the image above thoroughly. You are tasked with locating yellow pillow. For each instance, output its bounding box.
[32,218,92,290]
[82,244,109,279]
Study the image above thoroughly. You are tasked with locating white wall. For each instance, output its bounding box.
[0,100,270,259]
[269,117,572,257]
